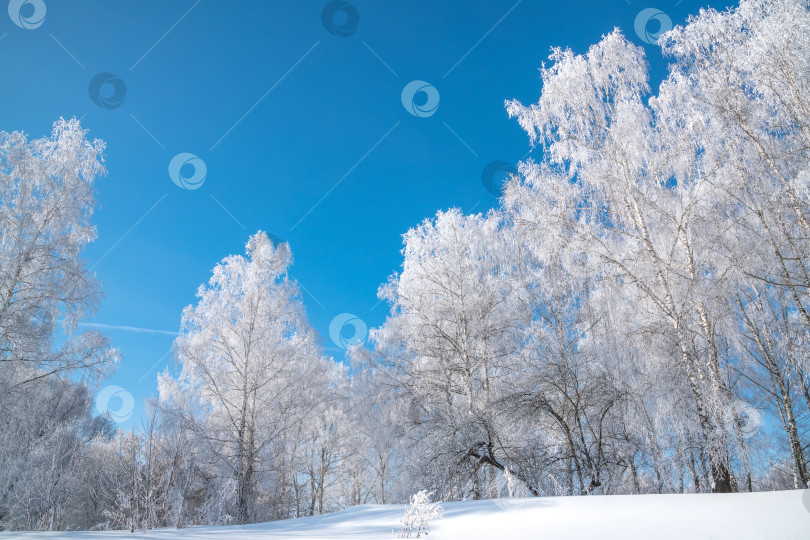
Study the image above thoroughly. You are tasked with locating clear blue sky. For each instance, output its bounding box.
[1,0,732,426]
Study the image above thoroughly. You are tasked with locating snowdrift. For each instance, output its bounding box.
[9,489,810,539]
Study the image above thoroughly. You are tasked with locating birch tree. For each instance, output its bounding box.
[0,119,117,531]
[372,209,535,498]
[158,232,332,524]
[0,118,117,393]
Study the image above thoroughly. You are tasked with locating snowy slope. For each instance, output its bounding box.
[8,490,810,539]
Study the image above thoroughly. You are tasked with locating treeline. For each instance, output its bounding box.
[1,0,809,531]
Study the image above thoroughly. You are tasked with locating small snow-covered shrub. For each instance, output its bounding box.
[396,490,443,538]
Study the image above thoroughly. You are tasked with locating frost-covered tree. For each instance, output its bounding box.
[503,0,810,493]
[5,0,810,532]
[346,345,406,505]
[0,118,117,391]
[95,406,171,532]
[372,209,539,499]
[397,490,443,538]
[0,119,117,531]
[288,361,354,517]
[0,375,112,530]
[658,0,810,488]
[158,232,334,525]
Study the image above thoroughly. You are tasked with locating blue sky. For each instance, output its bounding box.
[1,0,732,426]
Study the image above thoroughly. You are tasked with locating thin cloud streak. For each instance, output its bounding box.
[80,323,178,336]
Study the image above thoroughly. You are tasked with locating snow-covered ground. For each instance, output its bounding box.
[8,490,810,539]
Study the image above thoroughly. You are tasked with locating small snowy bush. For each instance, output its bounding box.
[396,490,443,538]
